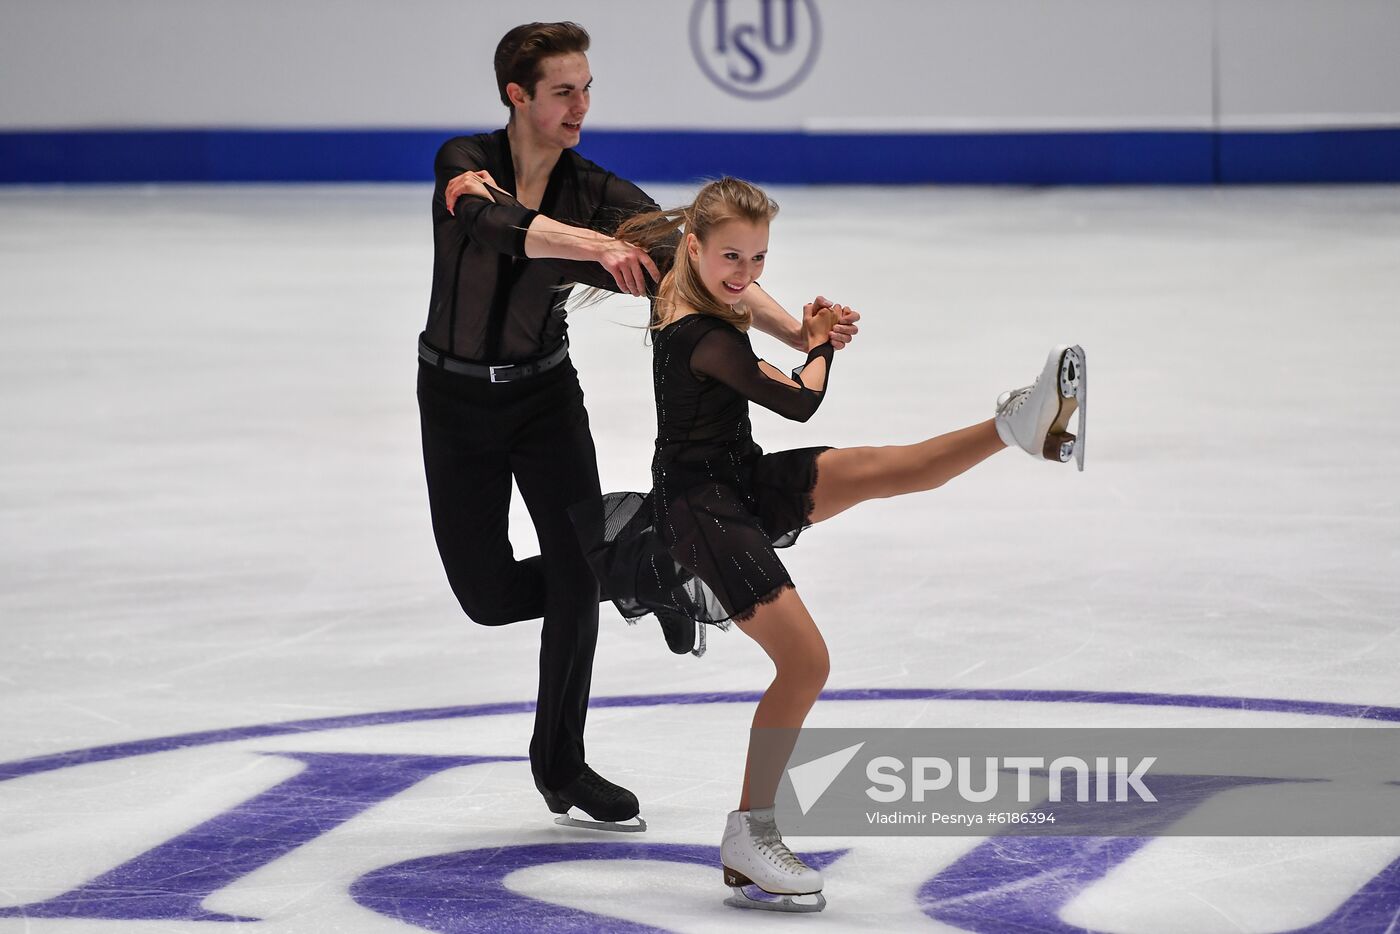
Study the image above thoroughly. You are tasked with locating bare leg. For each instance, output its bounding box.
[731,422,1003,809]
[809,418,1006,524]
[733,586,829,811]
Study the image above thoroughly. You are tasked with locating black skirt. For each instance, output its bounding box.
[571,445,830,627]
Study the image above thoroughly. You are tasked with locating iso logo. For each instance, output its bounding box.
[689,0,822,100]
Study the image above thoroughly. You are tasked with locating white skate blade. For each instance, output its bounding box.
[1071,345,1086,471]
[1046,344,1086,470]
[552,813,647,833]
[725,885,826,913]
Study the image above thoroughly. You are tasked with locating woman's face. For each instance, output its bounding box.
[688,219,769,307]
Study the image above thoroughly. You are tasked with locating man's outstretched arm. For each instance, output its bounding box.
[445,169,657,297]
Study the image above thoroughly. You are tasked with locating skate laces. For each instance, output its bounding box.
[577,768,627,804]
[750,817,811,874]
[998,383,1034,416]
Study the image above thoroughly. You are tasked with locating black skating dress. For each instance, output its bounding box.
[570,313,835,628]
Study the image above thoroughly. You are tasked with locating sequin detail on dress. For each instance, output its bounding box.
[570,315,834,628]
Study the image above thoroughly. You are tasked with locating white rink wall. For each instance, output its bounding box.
[2,0,1397,131]
[2,0,1398,183]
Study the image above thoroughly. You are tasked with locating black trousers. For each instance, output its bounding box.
[417,356,602,791]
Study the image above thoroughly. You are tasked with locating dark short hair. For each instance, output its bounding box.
[494,22,591,109]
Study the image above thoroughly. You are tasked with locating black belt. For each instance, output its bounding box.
[418,336,569,383]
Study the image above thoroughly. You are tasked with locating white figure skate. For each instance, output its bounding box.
[995,344,1087,471]
[720,808,826,912]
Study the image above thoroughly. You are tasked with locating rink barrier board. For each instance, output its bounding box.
[2,127,1399,185]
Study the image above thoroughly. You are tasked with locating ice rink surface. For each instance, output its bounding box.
[2,183,1398,932]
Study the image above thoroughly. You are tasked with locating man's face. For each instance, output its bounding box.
[513,52,591,149]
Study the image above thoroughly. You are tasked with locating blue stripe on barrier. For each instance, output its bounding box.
[1,127,1396,184]
[580,130,1219,185]
[1218,127,1400,184]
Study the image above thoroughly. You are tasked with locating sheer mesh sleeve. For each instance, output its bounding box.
[468,173,672,294]
[591,173,659,234]
[690,325,834,423]
[552,172,676,293]
[434,139,538,256]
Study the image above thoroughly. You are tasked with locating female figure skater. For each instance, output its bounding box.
[570,178,1086,912]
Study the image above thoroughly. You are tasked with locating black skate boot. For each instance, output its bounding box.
[539,766,646,833]
[656,606,706,657]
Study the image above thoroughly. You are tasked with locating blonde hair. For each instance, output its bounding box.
[615,177,779,331]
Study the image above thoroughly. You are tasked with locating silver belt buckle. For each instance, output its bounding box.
[489,364,511,383]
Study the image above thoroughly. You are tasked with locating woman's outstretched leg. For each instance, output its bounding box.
[808,418,1005,524]
[807,343,1088,524]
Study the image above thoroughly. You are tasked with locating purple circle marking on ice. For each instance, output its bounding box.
[350,843,849,934]
[3,688,1398,784]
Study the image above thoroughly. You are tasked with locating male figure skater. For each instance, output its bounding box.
[419,21,858,831]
